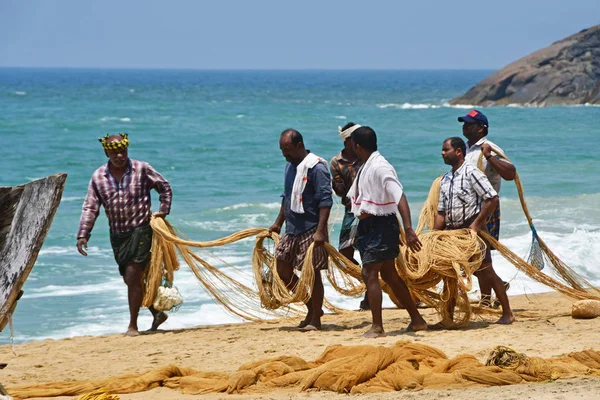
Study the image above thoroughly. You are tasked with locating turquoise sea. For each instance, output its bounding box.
[1,68,599,344]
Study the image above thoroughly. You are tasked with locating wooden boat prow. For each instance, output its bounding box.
[0,173,67,332]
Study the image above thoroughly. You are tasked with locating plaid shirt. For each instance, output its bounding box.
[330,151,363,209]
[438,162,497,228]
[77,159,172,239]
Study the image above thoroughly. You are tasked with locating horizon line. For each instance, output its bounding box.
[0,66,498,72]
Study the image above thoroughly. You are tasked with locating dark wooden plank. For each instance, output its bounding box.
[0,174,67,332]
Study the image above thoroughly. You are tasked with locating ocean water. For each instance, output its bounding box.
[1,68,599,344]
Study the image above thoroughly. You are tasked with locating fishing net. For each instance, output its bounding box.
[139,147,600,327]
[9,342,600,398]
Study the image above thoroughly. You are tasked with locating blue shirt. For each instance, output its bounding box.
[282,161,333,235]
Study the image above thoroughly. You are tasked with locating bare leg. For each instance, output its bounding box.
[307,271,324,330]
[479,277,493,307]
[362,262,386,338]
[276,259,315,328]
[123,263,144,336]
[380,261,427,332]
[476,250,514,324]
[341,247,369,310]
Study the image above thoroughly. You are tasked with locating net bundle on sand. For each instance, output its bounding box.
[9,341,600,398]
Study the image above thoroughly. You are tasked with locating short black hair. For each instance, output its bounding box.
[341,122,356,132]
[445,136,466,155]
[281,128,303,145]
[352,126,377,152]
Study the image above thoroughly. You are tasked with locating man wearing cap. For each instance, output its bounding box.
[76,133,173,336]
[330,122,369,310]
[458,110,516,308]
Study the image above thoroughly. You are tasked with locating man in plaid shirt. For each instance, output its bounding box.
[434,136,514,326]
[77,133,172,336]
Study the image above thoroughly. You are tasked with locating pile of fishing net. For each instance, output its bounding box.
[8,341,600,398]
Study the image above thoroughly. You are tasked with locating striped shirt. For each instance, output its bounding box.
[77,159,172,239]
[438,162,497,228]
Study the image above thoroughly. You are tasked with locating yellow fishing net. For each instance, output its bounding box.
[140,153,600,327]
[9,342,600,398]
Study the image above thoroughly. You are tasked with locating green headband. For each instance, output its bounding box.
[99,133,130,151]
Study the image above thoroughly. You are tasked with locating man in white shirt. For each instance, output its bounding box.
[459,110,516,308]
[349,126,428,337]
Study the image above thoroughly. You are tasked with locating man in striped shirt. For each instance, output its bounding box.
[435,137,514,325]
[77,133,173,336]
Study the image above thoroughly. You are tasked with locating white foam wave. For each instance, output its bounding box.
[219,202,281,211]
[441,102,477,109]
[236,114,245,118]
[14,91,26,96]
[334,115,347,120]
[39,245,111,257]
[26,279,122,299]
[100,116,131,122]
[60,196,84,203]
[377,103,440,109]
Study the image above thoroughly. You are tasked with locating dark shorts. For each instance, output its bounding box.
[339,209,358,250]
[274,227,329,271]
[354,214,400,265]
[486,204,501,249]
[109,224,153,276]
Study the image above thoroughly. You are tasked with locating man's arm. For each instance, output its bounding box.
[312,163,334,246]
[146,163,172,217]
[481,143,516,181]
[469,196,499,232]
[76,178,101,256]
[397,193,421,252]
[469,167,499,231]
[433,211,446,230]
[269,199,285,234]
[312,207,331,246]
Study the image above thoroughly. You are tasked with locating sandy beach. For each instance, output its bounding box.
[2,291,600,399]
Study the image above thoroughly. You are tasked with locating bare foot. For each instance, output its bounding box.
[150,312,168,331]
[298,310,323,328]
[496,314,515,325]
[405,321,428,332]
[427,321,452,331]
[363,326,386,338]
[125,327,140,337]
[298,324,319,332]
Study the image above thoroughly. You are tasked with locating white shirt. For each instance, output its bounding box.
[438,162,498,228]
[465,137,512,194]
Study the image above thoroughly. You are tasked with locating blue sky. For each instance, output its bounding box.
[0,0,598,69]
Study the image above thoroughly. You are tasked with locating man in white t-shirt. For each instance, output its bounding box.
[458,110,516,308]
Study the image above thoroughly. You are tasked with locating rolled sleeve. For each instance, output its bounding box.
[312,163,333,209]
[145,163,173,214]
[470,169,497,200]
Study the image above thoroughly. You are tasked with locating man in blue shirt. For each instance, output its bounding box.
[269,129,333,332]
